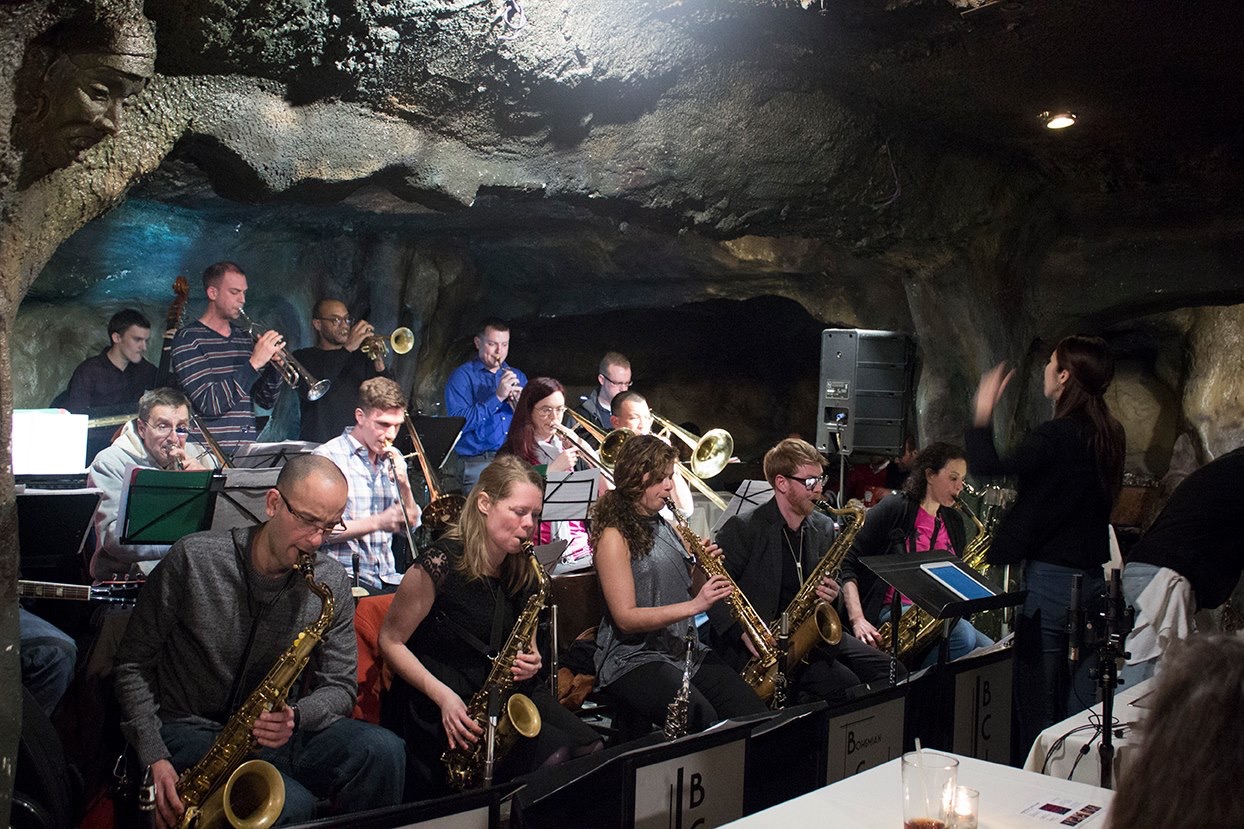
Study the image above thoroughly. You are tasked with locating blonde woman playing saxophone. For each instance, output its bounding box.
[379,456,601,797]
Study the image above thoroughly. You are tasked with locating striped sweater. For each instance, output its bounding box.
[170,320,285,454]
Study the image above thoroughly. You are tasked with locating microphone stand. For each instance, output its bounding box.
[1069,569,1133,789]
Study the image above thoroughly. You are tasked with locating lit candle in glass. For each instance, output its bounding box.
[953,786,979,829]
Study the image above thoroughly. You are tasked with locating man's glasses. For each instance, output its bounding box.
[276,489,347,535]
[602,375,632,389]
[141,420,190,438]
[783,472,829,491]
[535,405,567,417]
[316,315,353,326]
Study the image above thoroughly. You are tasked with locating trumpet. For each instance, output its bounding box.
[361,327,415,362]
[237,308,331,401]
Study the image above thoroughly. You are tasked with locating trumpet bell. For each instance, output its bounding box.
[306,378,331,401]
[390,327,415,355]
[690,428,733,479]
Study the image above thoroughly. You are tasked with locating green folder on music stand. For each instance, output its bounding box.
[120,468,220,545]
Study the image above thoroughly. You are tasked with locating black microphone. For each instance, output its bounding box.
[1067,573,1084,666]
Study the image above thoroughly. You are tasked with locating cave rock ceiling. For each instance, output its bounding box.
[8,0,1244,462]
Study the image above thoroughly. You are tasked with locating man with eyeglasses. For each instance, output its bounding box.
[113,454,406,828]
[291,298,391,444]
[86,387,219,580]
[314,377,422,592]
[577,351,632,433]
[710,438,903,707]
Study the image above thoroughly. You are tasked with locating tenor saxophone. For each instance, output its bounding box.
[741,500,865,702]
[443,542,547,790]
[877,498,993,663]
[175,551,335,829]
[664,498,779,692]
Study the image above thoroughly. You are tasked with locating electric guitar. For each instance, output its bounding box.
[18,579,144,604]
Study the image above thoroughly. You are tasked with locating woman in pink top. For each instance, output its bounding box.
[839,443,993,664]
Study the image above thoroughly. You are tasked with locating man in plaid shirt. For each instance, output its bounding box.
[314,377,422,591]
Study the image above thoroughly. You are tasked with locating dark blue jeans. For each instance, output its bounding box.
[162,717,405,824]
[1015,560,1104,752]
[19,609,77,716]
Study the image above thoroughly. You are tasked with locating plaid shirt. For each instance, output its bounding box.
[314,428,407,590]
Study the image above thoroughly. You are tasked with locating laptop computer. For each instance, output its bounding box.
[12,409,90,489]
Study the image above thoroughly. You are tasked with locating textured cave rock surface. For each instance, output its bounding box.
[9,0,1244,475]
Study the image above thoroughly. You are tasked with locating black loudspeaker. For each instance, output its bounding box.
[815,329,913,457]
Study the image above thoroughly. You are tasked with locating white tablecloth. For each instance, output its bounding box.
[1024,677,1155,786]
[726,753,1113,829]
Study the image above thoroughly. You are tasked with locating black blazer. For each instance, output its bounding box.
[838,494,966,625]
[709,497,838,669]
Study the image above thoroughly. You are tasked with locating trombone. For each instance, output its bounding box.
[550,422,631,484]
[237,308,331,401]
[402,413,465,534]
[362,327,415,362]
[651,413,733,511]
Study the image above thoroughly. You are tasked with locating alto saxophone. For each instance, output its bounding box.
[175,551,335,829]
[664,498,779,689]
[876,497,993,663]
[443,542,547,790]
[741,500,864,703]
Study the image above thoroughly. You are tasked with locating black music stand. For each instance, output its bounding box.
[210,467,281,531]
[120,469,221,545]
[861,551,1023,669]
[711,480,773,534]
[393,415,466,472]
[231,440,317,469]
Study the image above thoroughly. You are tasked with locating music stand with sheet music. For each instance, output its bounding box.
[861,551,1024,668]
[120,469,221,545]
[710,480,774,535]
[210,467,281,531]
[231,440,317,469]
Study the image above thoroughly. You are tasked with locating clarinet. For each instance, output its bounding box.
[664,623,695,740]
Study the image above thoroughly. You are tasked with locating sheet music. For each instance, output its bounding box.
[541,468,602,522]
[230,440,318,468]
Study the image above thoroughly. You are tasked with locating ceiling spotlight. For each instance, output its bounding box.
[1040,111,1077,130]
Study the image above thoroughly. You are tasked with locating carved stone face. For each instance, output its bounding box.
[35,52,151,170]
[13,12,156,182]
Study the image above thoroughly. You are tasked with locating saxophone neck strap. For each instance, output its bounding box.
[437,579,514,660]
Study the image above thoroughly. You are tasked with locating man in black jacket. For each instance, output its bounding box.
[711,438,901,706]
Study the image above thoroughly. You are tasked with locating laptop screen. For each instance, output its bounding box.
[11,409,89,476]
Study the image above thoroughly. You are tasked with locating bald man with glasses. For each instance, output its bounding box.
[710,438,903,707]
[292,298,392,444]
[577,351,632,433]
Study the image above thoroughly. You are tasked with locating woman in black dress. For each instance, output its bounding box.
[379,455,600,796]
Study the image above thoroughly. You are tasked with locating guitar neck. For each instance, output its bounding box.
[18,580,92,601]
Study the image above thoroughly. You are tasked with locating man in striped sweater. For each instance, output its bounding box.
[171,261,286,456]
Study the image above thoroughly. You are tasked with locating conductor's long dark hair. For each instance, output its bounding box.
[1051,335,1126,502]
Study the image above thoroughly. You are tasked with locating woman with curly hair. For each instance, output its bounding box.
[591,434,766,733]
[839,442,993,664]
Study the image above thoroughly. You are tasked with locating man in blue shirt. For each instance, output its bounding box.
[444,318,527,491]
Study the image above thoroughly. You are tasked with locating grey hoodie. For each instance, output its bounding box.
[86,420,217,579]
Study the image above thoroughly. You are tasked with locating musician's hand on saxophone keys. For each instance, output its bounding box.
[814,575,841,604]
[151,759,184,829]
[700,540,724,560]
[852,616,884,649]
[694,574,733,613]
[436,686,484,749]
[511,648,542,681]
[251,704,296,749]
